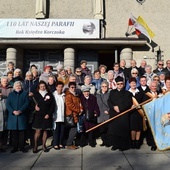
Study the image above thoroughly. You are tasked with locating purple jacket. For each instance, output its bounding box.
[80,94,100,130]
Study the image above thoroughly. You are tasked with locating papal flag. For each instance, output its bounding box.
[128,14,137,26]
[135,16,155,43]
[143,92,170,150]
[127,14,155,43]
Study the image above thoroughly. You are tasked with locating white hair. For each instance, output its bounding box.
[25,71,33,76]
[13,81,23,89]
[14,68,22,75]
[131,68,138,74]
[107,70,114,75]
[84,75,91,80]
[0,76,8,83]
[145,65,152,71]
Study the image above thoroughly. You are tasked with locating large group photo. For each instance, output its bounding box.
[1,58,170,154]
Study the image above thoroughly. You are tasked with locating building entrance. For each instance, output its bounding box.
[98,51,116,71]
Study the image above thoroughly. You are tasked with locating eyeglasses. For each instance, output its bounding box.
[153,79,159,81]
[102,86,108,87]
[70,86,76,89]
[76,71,81,72]
[158,64,164,66]
[117,83,123,85]
[132,73,138,74]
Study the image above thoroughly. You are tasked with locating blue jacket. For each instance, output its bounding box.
[6,90,30,130]
[23,80,38,93]
[92,78,105,91]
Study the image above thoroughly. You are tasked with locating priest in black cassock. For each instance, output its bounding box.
[107,76,133,151]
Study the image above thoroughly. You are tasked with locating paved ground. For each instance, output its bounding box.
[0,138,170,170]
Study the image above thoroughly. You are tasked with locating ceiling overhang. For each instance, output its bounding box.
[0,38,147,50]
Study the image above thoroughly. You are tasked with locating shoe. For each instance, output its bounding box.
[20,149,28,153]
[59,145,65,149]
[33,150,38,153]
[111,146,118,151]
[32,146,38,153]
[10,148,18,153]
[67,145,77,150]
[90,145,96,148]
[119,149,125,151]
[54,146,60,150]
[33,147,38,153]
[43,147,49,152]
[73,145,79,149]
[100,143,105,147]
[151,146,157,151]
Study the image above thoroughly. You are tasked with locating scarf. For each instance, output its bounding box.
[39,90,47,98]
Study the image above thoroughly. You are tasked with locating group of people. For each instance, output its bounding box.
[0,58,170,153]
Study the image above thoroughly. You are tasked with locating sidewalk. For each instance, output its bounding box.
[0,138,170,170]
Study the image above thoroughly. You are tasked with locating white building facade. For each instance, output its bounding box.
[0,0,168,75]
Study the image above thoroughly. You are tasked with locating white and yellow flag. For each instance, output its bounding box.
[127,14,155,43]
[135,16,155,42]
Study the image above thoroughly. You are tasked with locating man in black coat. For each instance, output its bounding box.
[138,60,147,77]
[138,76,150,95]
[153,60,168,76]
[119,59,128,82]
[107,76,133,151]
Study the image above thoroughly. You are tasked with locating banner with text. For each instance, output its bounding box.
[0,19,100,39]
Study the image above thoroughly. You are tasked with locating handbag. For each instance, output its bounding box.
[77,115,84,133]
[85,110,97,123]
[65,114,75,127]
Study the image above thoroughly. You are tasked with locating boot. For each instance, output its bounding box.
[131,140,136,149]
[135,140,140,149]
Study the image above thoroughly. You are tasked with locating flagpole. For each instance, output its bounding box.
[85,98,153,133]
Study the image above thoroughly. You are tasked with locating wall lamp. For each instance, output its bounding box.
[136,0,146,5]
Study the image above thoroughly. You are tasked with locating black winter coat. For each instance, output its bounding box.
[107,89,133,137]
[32,91,55,130]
